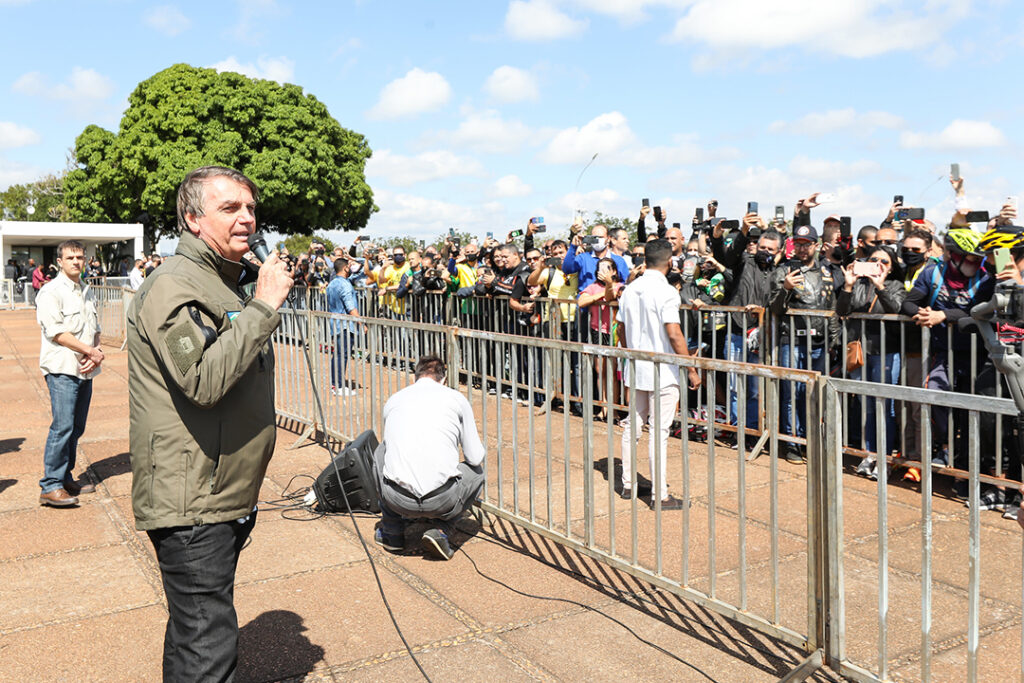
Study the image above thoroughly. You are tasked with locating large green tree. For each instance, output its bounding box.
[64,63,376,250]
[0,173,69,221]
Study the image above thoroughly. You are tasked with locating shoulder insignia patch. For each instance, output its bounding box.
[166,320,204,375]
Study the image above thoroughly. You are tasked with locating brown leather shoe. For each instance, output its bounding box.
[39,488,79,507]
[64,480,96,495]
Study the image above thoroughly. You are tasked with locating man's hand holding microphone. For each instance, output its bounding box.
[248,233,296,310]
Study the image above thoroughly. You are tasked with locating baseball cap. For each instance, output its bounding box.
[793,225,819,242]
[824,214,842,224]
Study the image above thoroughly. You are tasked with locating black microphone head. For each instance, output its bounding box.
[247,233,270,262]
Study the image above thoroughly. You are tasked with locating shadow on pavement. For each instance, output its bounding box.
[238,609,325,682]
[0,437,26,454]
[0,478,16,494]
[89,451,132,481]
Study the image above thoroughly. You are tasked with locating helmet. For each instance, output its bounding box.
[979,224,1024,252]
[943,228,983,256]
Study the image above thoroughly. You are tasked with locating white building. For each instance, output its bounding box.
[0,220,144,271]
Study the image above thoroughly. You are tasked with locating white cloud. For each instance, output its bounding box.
[0,121,41,149]
[433,108,541,154]
[143,5,190,36]
[568,0,690,23]
[484,66,539,103]
[670,0,970,59]
[13,67,116,104]
[505,0,588,40]
[541,111,739,167]
[769,108,905,136]
[0,158,44,190]
[368,68,452,120]
[787,156,882,183]
[367,188,488,241]
[366,149,486,187]
[900,119,1009,150]
[210,56,294,83]
[492,174,533,197]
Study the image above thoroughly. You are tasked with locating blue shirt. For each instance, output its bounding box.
[326,274,359,335]
[561,246,630,293]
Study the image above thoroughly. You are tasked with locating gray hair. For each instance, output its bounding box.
[177,165,260,232]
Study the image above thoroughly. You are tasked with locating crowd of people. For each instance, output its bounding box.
[296,176,1024,519]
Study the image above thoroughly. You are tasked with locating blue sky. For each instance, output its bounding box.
[1,0,1022,250]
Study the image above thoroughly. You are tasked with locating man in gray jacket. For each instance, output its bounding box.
[127,166,293,681]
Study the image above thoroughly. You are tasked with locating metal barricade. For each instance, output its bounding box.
[90,284,129,346]
[823,377,1022,682]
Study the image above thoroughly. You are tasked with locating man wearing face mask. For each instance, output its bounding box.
[769,224,841,462]
[712,212,782,443]
[563,220,631,343]
[901,228,993,482]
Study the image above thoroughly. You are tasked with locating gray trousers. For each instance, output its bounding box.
[373,444,485,535]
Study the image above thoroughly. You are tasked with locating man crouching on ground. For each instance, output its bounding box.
[374,354,486,560]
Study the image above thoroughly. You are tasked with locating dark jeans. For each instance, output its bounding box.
[40,374,92,493]
[148,513,257,683]
[779,343,825,439]
[373,445,485,539]
[330,331,355,388]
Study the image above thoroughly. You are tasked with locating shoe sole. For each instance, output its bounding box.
[421,533,453,560]
[374,538,404,552]
[39,497,78,507]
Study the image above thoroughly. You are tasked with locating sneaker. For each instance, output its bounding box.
[654,495,686,511]
[374,528,404,552]
[1003,492,1021,520]
[501,390,513,400]
[517,396,530,406]
[487,387,497,396]
[972,487,1006,511]
[783,445,804,463]
[421,528,454,560]
[856,456,875,478]
[331,386,356,397]
[932,448,949,468]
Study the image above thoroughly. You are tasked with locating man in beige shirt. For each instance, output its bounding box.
[36,239,104,507]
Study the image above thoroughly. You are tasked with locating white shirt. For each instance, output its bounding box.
[36,272,101,379]
[381,377,486,496]
[616,269,681,390]
[129,267,145,290]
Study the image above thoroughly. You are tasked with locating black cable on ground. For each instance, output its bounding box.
[287,297,432,682]
[457,544,719,683]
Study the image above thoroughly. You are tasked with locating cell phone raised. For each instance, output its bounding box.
[530,216,545,226]
[964,211,989,223]
[896,207,925,221]
[449,227,456,237]
[509,229,524,239]
[893,195,903,205]
[642,198,650,208]
[718,219,740,231]
[775,205,785,219]
[695,207,704,222]
[994,247,1012,273]
[852,260,882,279]
[653,206,663,223]
[534,225,547,233]
[816,193,836,204]
[951,163,960,182]
[747,201,758,215]
[544,257,561,269]
[840,216,851,240]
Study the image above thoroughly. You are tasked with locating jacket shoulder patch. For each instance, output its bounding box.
[166,321,204,375]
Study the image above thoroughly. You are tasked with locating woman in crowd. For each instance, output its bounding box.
[578,257,624,420]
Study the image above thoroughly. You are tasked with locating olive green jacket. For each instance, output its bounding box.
[127,231,279,531]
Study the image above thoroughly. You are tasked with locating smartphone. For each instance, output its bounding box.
[509,229,524,239]
[893,195,904,205]
[530,216,545,225]
[534,225,546,233]
[486,231,493,239]
[816,192,836,204]
[1007,196,1019,218]
[419,240,425,249]
[719,219,740,231]
[852,260,881,278]
[964,210,989,223]
[896,207,925,221]
[840,216,851,240]
[695,207,704,222]
[951,163,961,181]
[775,205,785,219]
[994,247,1012,273]
[355,235,370,242]
[672,222,680,229]
[449,228,455,237]
[653,206,663,222]
[642,198,650,208]
[544,257,561,268]
[747,201,758,215]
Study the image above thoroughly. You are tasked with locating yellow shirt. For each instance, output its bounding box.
[379,263,410,314]
[455,263,478,289]
[540,268,578,323]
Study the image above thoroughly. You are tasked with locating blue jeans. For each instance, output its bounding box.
[727,333,759,430]
[147,513,257,682]
[779,344,825,439]
[851,352,901,454]
[40,373,92,493]
[331,331,355,388]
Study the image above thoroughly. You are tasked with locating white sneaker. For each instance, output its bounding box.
[331,386,356,397]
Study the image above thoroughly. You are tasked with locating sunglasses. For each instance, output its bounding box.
[877,240,898,246]
[867,257,891,265]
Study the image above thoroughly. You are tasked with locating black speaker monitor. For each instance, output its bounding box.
[313,429,381,513]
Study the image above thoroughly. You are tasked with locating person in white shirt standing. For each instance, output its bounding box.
[617,239,701,510]
[374,355,486,559]
[128,259,145,289]
[36,239,103,507]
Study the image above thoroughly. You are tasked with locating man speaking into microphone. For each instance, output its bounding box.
[127,166,292,681]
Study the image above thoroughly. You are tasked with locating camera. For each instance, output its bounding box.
[581,235,599,250]
[544,257,561,269]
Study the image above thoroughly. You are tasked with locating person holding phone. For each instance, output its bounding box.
[838,247,907,478]
[578,258,625,419]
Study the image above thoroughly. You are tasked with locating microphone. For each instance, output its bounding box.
[247,233,271,263]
